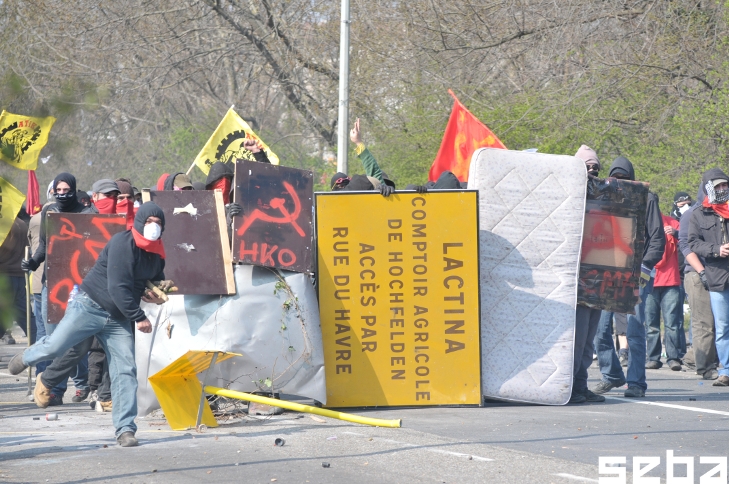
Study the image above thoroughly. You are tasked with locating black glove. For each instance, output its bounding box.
[699,270,709,291]
[379,184,394,197]
[414,185,428,194]
[20,258,39,272]
[225,203,243,218]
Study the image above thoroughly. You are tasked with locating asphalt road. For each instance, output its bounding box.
[2,330,728,484]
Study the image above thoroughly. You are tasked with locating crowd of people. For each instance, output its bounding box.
[1,120,728,447]
[571,146,729,405]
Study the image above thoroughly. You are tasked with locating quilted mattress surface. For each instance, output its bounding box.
[468,148,587,405]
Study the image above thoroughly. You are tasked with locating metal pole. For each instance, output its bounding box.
[24,247,33,399]
[336,0,350,175]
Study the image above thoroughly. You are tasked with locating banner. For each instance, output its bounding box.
[45,213,126,324]
[233,160,314,273]
[192,107,279,176]
[316,191,481,407]
[0,177,26,245]
[429,90,505,183]
[0,110,56,170]
[577,177,649,313]
[143,190,236,295]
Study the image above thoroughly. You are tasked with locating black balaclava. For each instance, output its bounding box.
[133,202,166,234]
[433,170,461,189]
[343,174,375,191]
[205,162,234,188]
[192,182,206,191]
[76,190,91,207]
[330,172,350,191]
[53,172,79,212]
[670,191,691,220]
[608,156,635,181]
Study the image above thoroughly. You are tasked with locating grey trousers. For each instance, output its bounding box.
[684,271,719,374]
[573,305,602,393]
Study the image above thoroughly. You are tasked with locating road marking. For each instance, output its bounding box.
[604,396,729,416]
[553,473,599,483]
[366,436,494,462]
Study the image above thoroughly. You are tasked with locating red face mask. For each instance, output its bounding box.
[95,196,117,214]
[116,198,130,214]
[211,177,232,204]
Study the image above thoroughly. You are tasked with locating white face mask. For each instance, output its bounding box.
[133,200,140,208]
[143,223,162,241]
[678,204,690,215]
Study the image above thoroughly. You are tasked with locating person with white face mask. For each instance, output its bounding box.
[10,202,174,448]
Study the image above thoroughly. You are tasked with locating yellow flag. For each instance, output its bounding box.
[192,107,279,176]
[0,110,56,171]
[0,177,26,246]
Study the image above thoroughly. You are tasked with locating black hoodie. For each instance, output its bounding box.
[432,171,461,190]
[687,168,729,291]
[30,173,97,282]
[205,162,234,188]
[81,202,166,322]
[678,180,706,274]
[608,156,665,269]
[163,171,184,191]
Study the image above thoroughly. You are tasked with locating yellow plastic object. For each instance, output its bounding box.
[148,350,240,430]
[204,386,401,428]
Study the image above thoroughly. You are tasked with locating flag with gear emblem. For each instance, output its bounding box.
[192,107,279,176]
[0,177,27,245]
[0,110,56,171]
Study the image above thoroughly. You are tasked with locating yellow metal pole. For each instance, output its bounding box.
[204,386,401,428]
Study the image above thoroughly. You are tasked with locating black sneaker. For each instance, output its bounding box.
[48,394,64,406]
[645,360,662,370]
[624,386,645,398]
[568,392,587,404]
[117,431,138,447]
[591,379,626,395]
[72,389,90,403]
[668,360,682,371]
[582,390,606,402]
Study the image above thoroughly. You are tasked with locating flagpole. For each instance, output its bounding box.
[336,0,350,175]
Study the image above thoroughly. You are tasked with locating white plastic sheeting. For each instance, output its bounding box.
[136,264,326,415]
[469,148,587,405]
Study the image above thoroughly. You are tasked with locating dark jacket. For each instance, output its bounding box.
[608,156,665,269]
[688,168,729,291]
[678,182,706,274]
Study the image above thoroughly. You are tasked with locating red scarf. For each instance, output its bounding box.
[702,197,729,219]
[210,177,232,204]
[116,199,136,230]
[95,197,117,214]
[131,228,166,259]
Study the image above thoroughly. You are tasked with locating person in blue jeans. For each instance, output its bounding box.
[688,168,729,387]
[10,202,170,447]
[590,156,666,398]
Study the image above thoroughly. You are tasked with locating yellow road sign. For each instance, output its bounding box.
[316,191,481,407]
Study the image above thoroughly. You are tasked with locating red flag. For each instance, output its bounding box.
[429,90,506,182]
[26,170,41,215]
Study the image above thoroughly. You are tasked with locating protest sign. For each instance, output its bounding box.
[45,213,126,324]
[233,160,314,273]
[577,178,649,313]
[143,190,235,295]
[316,191,481,407]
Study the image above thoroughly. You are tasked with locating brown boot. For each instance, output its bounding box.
[95,400,113,413]
[712,375,729,387]
[34,373,52,408]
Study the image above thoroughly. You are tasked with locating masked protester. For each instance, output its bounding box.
[575,145,600,177]
[679,181,720,380]
[11,202,171,447]
[115,178,136,230]
[77,190,91,208]
[670,192,692,221]
[92,179,120,215]
[205,162,242,237]
[590,156,666,399]
[162,172,193,191]
[688,168,729,387]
